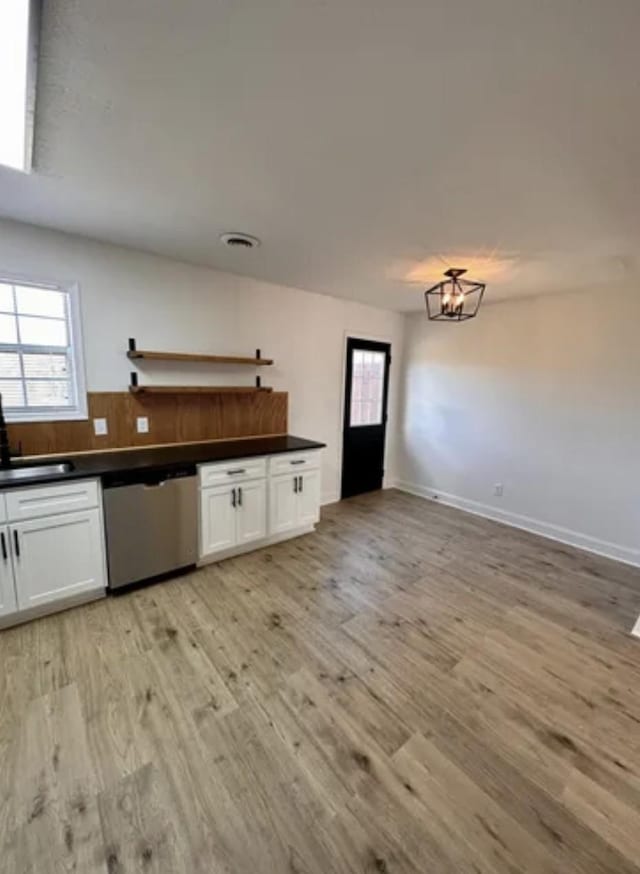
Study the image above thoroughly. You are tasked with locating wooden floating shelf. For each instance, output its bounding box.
[127,350,274,366]
[129,385,273,396]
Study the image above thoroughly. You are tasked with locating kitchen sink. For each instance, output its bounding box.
[0,462,74,483]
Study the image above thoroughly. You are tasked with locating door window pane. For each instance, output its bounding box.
[350,349,386,426]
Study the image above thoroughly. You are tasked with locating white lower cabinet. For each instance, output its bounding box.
[296,468,321,528]
[198,449,322,562]
[269,469,321,535]
[0,479,106,626]
[0,527,17,617]
[200,480,267,558]
[200,484,239,556]
[11,509,105,610]
[268,473,299,535]
[236,480,267,545]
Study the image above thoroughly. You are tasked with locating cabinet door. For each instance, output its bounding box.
[236,480,267,546]
[200,485,237,557]
[12,510,106,610]
[0,527,17,617]
[268,474,299,535]
[297,469,321,528]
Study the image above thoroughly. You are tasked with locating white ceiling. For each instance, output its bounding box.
[1,0,640,311]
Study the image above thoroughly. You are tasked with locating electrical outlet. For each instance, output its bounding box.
[93,418,108,436]
[494,483,504,497]
[136,416,149,434]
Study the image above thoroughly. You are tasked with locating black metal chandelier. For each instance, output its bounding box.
[424,268,485,321]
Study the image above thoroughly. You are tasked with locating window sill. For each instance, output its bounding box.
[6,409,88,425]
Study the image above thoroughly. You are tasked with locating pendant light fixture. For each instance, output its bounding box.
[424,268,485,321]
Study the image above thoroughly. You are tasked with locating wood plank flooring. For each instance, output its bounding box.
[1,488,639,873]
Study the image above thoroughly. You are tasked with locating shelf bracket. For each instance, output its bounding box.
[128,337,137,352]
[130,371,138,388]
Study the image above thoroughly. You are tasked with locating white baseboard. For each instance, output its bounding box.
[394,480,640,570]
[198,524,317,566]
[321,478,398,508]
[0,588,105,630]
[321,491,340,507]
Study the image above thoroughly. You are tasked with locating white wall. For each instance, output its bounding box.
[0,219,404,504]
[398,284,640,566]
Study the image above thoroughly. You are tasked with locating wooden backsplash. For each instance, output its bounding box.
[8,391,288,457]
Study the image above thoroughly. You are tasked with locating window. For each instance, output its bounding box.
[0,277,87,422]
[0,0,38,172]
[350,349,386,426]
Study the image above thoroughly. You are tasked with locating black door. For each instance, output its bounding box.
[341,337,391,499]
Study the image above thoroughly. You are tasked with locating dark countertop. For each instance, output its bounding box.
[0,435,325,489]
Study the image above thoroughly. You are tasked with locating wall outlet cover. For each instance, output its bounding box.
[93,418,108,436]
[494,483,504,497]
[136,416,149,434]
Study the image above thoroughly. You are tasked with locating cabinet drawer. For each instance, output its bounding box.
[199,457,266,489]
[5,479,100,522]
[269,451,321,477]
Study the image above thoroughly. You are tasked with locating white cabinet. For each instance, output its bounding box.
[199,480,267,559]
[199,457,267,489]
[198,449,321,564]
[0,479,106,626]
[297,468,321,527]
[269,469,320,536]
[200,484,238,556]
[269,450,321,477]
[236,480,267,545]
[5,479,100,522]
[11,510,105,610]
[0,527,17,617]
[269,473,299,535]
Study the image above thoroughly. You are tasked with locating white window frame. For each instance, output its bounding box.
[0,272,88,423]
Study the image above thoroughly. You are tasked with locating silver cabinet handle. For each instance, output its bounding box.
[290,460,305,465]
[227,468,246,476]
[13,530,20,558]
[0,532,6,561]
[231,488,236,508]
[237,486,242,507]
[293,477,298,494]
[299,475,304,493]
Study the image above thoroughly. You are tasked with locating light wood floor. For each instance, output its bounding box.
[1,489,640,873]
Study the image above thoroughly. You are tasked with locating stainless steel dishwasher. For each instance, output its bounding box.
[103,464,197,590]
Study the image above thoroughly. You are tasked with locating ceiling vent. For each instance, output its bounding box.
[219,232,261,250]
